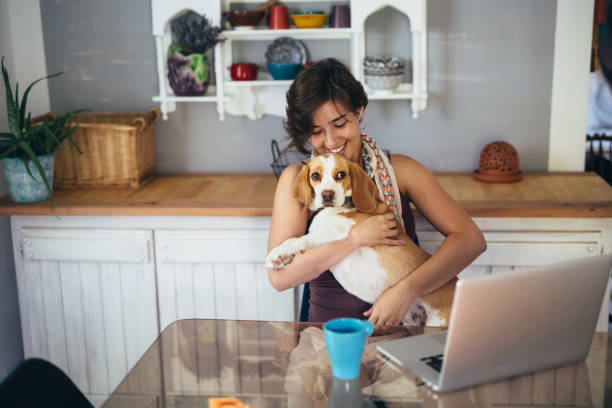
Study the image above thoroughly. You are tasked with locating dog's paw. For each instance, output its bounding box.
[265,238,303,270]
[402,300,428,328]
[265,251,295,270]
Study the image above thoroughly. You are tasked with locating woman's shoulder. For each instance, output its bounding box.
[276,159,312,195]
[279,159,309,182]
[389,153,436,190]
[389,153,426,172]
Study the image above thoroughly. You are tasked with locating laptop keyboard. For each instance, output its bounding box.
[420,354,444,372]
[431,332,448,345]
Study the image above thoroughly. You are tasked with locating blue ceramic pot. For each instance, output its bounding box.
[2,153,54,203]
[268,63,302,80]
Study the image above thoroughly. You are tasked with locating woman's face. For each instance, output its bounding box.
[309,100,364,163]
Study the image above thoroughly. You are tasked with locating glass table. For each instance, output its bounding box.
[102,319,610,408]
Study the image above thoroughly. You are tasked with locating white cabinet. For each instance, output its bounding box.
[155,229,294,332]
[416,217,612,332]
[151,0,428,120]
[8,215,292,407]
[9,214,611,406]
[12,227,158,407]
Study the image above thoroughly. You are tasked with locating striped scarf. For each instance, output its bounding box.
[360,134,405,232]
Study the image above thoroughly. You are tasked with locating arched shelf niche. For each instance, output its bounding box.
[351,0,427,118]
[364,7,412,84]
[151,0,225,120]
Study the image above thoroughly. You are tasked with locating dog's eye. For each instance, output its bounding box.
[335,171,346,180]
[311,172,320,181]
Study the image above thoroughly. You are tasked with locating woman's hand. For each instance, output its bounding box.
[348,212,406,248]
[363,282,416,330]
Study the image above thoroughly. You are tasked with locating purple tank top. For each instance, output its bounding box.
[307,193,418,322]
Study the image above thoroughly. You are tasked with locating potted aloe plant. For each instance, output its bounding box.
[0,56,81,209]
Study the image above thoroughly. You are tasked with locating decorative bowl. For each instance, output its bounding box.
[265,37,308,65]
[364,73,403,93]
[473,141,522,183]
[226,10,265,29]
[290,13,328,29]
[268,63,303,80]
[364,56,405,76]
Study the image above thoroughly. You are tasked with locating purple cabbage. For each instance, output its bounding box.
[167,50,209,96]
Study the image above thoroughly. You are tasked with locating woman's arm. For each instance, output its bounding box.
[267,163,405,292]
[365,155,487,326]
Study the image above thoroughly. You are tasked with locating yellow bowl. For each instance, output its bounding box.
[290,13,328,29]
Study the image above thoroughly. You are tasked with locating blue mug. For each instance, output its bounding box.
[324,318,374,380]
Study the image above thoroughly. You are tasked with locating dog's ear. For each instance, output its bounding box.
[291,163,313,211]
[348,160,379,213]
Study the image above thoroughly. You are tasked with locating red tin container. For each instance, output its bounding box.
[228,63,259,81]
[268,5,289,29]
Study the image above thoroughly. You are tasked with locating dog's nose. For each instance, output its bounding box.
[322,190,335,202]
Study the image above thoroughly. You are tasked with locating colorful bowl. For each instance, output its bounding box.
[268,63,302,80]
[226,10,265,29]
[290,13,328,29]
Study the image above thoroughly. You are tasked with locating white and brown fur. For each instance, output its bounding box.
[266,154,456,327]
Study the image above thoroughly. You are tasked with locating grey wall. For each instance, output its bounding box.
[40,0,556,173]
[0,1,24,380]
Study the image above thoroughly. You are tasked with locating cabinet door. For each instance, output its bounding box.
[154,230,293,397]
[16,228,159,407]
[418,230,601,276]
[155,229,294,330]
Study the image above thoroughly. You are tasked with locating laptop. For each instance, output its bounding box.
[376,254,612,392]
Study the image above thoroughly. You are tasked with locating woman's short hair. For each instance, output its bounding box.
[283,58,368,154]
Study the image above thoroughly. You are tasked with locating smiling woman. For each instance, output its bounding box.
[267,58,487,329]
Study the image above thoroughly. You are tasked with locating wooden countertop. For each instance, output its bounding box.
[0,172,610,217]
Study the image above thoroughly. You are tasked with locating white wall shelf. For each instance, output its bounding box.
[153,86,229,102]
[225,79,292,87]
[366,83,428,101]
[151,0,428,120]
[222,27,352,40]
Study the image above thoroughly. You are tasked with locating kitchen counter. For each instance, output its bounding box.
[0,172,610,217]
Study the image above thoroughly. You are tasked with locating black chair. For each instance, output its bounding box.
[299,282,311,322]
[0,358,93,408]
[586,134,612,185]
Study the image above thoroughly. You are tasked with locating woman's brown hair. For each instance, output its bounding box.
[283,58,368,154]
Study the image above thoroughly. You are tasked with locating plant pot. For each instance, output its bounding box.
[167,50,210,96]
[2,153,54,203]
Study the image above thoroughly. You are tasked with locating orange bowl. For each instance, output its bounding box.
[290,13,328,29]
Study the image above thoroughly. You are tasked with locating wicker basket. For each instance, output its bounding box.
[33,108,160,189]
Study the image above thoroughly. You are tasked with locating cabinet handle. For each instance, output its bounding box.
[587,245,596,253]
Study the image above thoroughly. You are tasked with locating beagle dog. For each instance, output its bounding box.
[265,153,457,327]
